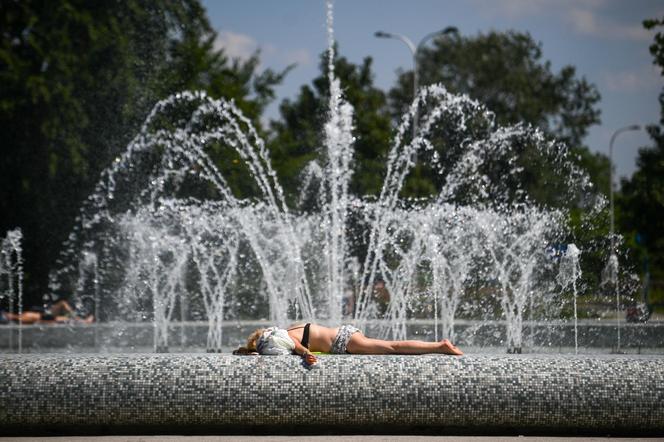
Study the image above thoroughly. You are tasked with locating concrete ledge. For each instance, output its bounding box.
[2,320,664,351]
[1,354,663,436]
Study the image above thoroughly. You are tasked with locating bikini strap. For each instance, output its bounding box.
[301,323,311,349]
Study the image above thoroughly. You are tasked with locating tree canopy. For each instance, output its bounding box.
[617,17,664,289]
[268,48,392,201]
[270,32,607,207]
[387,30,609,198]
[0,0,285,304]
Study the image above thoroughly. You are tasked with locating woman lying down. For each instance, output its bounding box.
[234,323,463,366]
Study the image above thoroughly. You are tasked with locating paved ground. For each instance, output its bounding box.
[1,437,663,441]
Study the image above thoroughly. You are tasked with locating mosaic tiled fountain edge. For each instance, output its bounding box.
[1,354,662,435]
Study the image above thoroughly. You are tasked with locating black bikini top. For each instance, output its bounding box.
[301,323,311,349]
[288,323,311,349]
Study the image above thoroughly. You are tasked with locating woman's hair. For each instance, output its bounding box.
[246,328,265,351]
[233,328,265,355]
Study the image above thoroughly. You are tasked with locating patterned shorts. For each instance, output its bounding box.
[330,325,361,354]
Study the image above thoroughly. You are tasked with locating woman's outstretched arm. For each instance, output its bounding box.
[291,337,318,364]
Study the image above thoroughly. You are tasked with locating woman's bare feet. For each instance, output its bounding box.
[439,339,463,355]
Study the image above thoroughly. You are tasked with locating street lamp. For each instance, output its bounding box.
[374,27,457,139]
[608,124,640,352]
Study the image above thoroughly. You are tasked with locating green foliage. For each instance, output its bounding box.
[0,0,284,304]
[616,17,664,287]
[390,30,601,147]
[269,47,392,202]
[388,30,608,200]
[644,17,664,76]
[609,17,664,308]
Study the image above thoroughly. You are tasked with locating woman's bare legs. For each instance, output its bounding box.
[346,333,463,355]
[51,300,94,323]
[3,311,42,324]
[3,308,93,325]
[49,300,75,316]
[72,314,95,324]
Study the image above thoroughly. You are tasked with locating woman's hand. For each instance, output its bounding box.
[304,352,317,365]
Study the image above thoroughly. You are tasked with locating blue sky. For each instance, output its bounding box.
[202,0,663,181]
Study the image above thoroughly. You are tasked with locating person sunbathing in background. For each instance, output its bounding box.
[0,299,94,324]
[234,323,463,365]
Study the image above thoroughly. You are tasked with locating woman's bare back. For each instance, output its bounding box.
[287,323,339,353]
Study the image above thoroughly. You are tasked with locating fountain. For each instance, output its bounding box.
[42,90,584,353]
[0,0,657,357]
[1,228,23,352]
[557,243,582,353]
[36,42,596,353]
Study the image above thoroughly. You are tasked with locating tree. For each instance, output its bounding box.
[269,47,392,202]
[388,30,608,200]
[0,0,284,305]
[617,18,664,293]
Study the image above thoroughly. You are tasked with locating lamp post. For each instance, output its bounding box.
[608,124,640,352]
[374,27,457,139]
